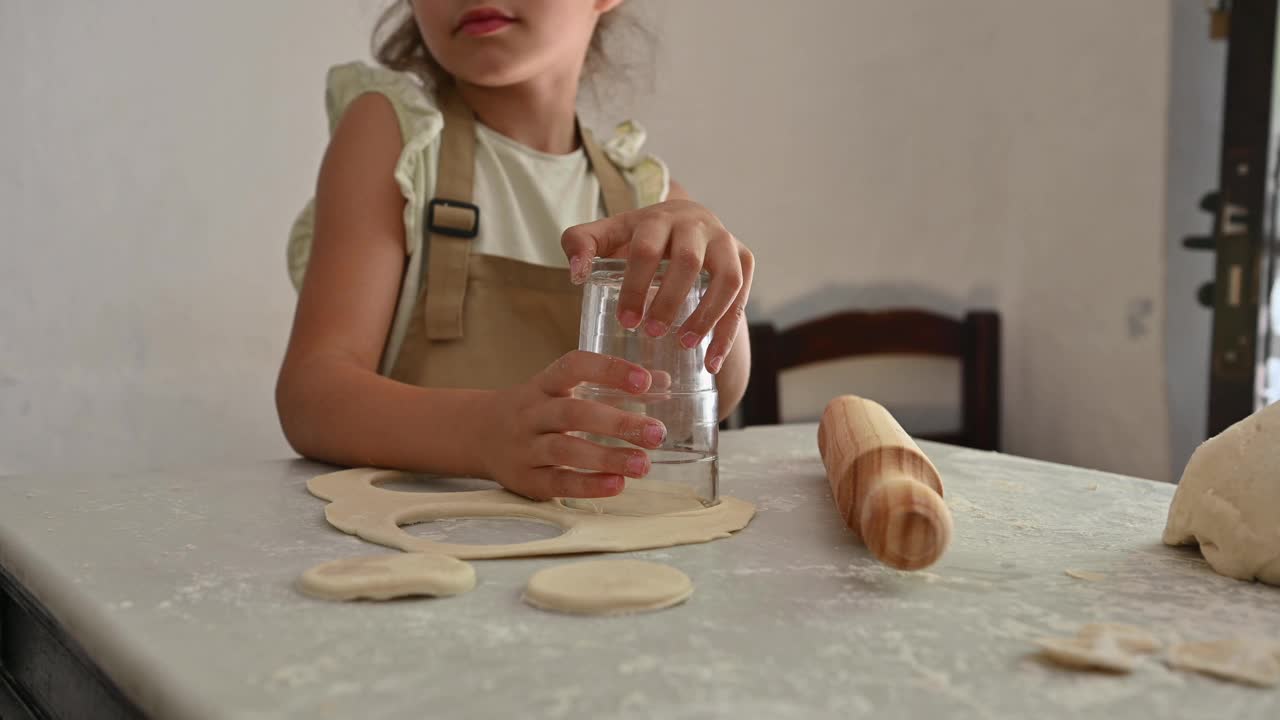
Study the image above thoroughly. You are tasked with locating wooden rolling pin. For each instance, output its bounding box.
[817,395,954,570]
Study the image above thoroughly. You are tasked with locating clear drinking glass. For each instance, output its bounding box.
[566,258,719,514]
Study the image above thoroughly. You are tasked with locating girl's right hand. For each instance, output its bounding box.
[480,351,668,500]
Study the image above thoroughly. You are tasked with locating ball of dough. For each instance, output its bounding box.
[1163,401,1280,586]
[298,553,475,601]
[523,559,693,616]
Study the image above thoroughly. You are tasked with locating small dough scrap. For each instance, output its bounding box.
[1064,569,1106,582]
[1036,636,1138,673]
[523,559,692,616]
[1163,401,1280,586]
[1077,623,1161,653]
[1167,639,1280,687]
[298,553,475,601]
[1035,623,1160,673]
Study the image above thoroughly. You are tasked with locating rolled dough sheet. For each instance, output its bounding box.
[523,559,693,616]
[297,553,476,601]
[307,468,755,560]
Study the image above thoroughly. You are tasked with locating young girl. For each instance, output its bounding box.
[277,0,753,502]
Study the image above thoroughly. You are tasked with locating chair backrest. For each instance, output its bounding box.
[740,309,1001,451]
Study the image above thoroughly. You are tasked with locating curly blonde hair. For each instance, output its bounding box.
[372,1,644,93]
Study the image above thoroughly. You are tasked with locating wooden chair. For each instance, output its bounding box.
[739,309,1001,451]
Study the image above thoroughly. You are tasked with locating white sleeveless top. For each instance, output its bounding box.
[472,124,598,268]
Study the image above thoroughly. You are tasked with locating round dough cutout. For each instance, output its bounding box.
[523,559,693,616]
[298,553,475,601]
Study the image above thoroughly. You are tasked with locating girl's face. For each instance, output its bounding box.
[412,0,623,88]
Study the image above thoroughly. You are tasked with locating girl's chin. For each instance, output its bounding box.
[451,66,538,89]
[442,47,553,89]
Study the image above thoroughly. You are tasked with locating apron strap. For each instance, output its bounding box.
[580,125,637,217]
[422,88,635,341]
[423,83,479,341]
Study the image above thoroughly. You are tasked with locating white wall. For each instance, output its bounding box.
[4,1,1176,481]
[0,2,376,475]
[626,0,1173,480]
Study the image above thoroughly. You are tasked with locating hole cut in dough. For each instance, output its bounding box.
[523,559,693,616]
[297,553,476,601]
[1167,639,1280,687]
[401,517,564,545]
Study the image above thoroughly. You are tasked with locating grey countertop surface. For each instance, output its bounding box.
[1,424,1278,719]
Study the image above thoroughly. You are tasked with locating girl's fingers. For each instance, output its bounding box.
[538,397,666,448]
[649,370,673,392]
[705,251,753,373]
[642,221,705,337]
[704,307,743,374]
[561,212,640,282]
[535,433,651,479]
[705,301,745,375]
[537,351,651,396]
[676,229,744,349]
[615,219,670,330]
[515,468,626,501]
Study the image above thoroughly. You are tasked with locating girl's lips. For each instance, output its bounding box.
[457,8,515,36]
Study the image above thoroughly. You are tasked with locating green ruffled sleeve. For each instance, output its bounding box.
[286,62,445,290]
[602,120,670,209]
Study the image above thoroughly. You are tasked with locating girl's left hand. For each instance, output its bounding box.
[561,199,753,375]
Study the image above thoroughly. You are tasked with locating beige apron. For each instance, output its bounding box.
[388,84,636,389]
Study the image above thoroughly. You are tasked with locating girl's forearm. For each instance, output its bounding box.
[276,318,750,471]
[276,357,495,476]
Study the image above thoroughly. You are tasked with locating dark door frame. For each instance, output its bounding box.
[1203,0,1278,435]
